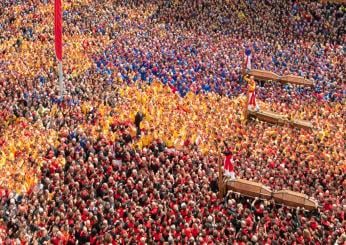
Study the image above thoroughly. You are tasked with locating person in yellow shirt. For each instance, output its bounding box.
[0,151,6,167]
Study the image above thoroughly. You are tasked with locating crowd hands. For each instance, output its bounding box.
[0,0,345,244]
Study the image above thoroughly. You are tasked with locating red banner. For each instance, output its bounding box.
[54,0,63,61]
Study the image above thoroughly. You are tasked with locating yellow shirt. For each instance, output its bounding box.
[0,152,6,167]
[248,80,256,93]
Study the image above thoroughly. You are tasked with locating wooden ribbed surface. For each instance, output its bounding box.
[248,69,314,86]
[248,109,313,129]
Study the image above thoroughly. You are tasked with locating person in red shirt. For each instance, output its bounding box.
[223,141,236,179]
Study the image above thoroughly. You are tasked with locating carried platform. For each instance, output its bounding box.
[225,178,272,199]
[249,69,314,86]
[272,190,319,211]
[222,178,319,211]
[248,109,313,130]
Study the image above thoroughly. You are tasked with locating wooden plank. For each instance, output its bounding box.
[321,0,346,3]
[280,75,314,86]
[248,109,313,129]
[223,179,319,210]
[249,69,280,81]
[292,119,313,129]
[273,190,318,211]
[225,179,272,199]
[248,69,314,87]
[248,109,286,124]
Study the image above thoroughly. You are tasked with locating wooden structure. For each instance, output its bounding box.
[221,178,319,210]
[248,109,313,130]
[248,69,314,86]
[273,190,319,211]
[248,70,279,82]
[225,178,272,199]
[218,156,226,197]
[280,75,314,87]
[244,70,314,129]
[321,0,346,3]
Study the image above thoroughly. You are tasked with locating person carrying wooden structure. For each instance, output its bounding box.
[243,69,314,130]
[244,74,259,111]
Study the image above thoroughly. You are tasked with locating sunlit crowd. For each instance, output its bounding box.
[0,0,345,244]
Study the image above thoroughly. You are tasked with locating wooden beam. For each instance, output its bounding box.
[321,0,346,3]
[280,75,314,86]
[223,178,319,210]
[226,179,272,200]
[248,69,314,87]
[248,69,280,81]
[248,109,313,130]
[273,190,319,211]
[218,156,226,198]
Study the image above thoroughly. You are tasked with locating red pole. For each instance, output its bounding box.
[54,0,64,97]
[54,0,63,62]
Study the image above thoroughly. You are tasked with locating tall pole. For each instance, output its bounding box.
[243,48,251,122]
[58,61,64,98]
[244,87,249,121]
[218,155,223,198]
[55,0,63,98]
[242,75,249,122]
[216,140,225,198]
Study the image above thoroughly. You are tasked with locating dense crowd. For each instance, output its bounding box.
[1,126,345,244]
[0,0,345,244]
[94,1,345,102]
[154,0,345,44]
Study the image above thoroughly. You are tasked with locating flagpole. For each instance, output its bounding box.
[218,155,223,198]
[55,0,63,98]
[58,60,64,98]
[216,141,225,198]
[244,75,249,121]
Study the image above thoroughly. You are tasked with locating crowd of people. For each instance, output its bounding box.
[154,0,345,43]
[94,2,344,102]
[0,0,345,243]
